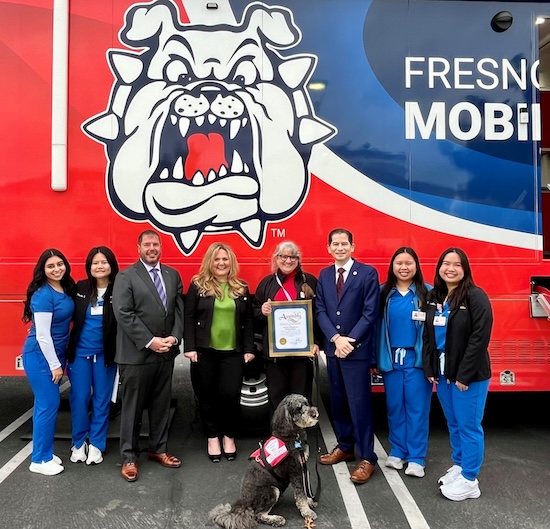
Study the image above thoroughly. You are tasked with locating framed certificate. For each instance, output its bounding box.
[267,300,314,357]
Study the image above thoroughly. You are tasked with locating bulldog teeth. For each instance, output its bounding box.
[173,157,184,179]
[170,115,177,125]
[241,219,262,243]
[179,117,190,137]
[231,150,244,173]
[208,114,216,125]
[219,119,227,127]
[207,170,216,182]
[229,119,240,140]
[244,163,250,174]
[219,165,228,177]
[195,116,205,127]
[192,171,205,185]
[242,117,248,127]
[160,168,169,180]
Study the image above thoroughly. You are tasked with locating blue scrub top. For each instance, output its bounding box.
[75,300,104,357]
[434,302,450,353]
[23,284,74,358]
[388,290,416,349]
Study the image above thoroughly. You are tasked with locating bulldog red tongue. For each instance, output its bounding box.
[185,132,227,180]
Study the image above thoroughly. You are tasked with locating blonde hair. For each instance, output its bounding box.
[192,243,247,299]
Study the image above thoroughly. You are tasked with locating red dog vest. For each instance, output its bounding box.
[250,436,290,468]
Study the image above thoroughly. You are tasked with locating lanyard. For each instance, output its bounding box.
[275,274,293,301]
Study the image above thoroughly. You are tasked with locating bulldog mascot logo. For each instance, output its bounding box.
[83,0,336,253]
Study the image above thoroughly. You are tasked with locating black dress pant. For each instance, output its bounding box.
[190,348,244,438]
[266,357,313,416]
[119,356,174,463]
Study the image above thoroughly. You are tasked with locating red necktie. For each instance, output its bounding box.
[336,267,345,300]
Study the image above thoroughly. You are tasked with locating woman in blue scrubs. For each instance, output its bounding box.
[423,248,493,501]
[67,246,119,465]
[376,247,432,478]
[22,249,75,476]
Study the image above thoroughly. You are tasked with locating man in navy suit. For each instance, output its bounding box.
[316,228,379,484]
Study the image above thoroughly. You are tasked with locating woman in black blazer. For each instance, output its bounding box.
[423,247,492,502]
[184,243,254,462]
[66,246,119,466]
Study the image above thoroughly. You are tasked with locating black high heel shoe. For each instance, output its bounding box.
[223,437,237,461]
[207,438,222,463]
[208,453,222,463]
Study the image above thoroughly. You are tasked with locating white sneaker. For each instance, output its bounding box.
[86,445,103,465]
[29,460,64,476]
[438,464,462,485]
[70,442,88,463]
[52,454,62,465]
[405,462,425,478]
[385,456,404,470]
[440,474,481,501]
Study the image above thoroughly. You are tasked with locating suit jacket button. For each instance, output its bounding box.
[336,311,341,315]
[336,325,341,330]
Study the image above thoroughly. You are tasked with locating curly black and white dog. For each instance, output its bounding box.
[209,394,319,529]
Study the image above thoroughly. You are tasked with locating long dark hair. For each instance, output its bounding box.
[23,249,75,323]
[380,247,427,314]
[427,247,475,310]
[85,246,119,305]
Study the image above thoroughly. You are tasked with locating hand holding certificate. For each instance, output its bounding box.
[267,300,315,357]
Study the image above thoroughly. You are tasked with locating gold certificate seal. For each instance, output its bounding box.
[279,338,287,345]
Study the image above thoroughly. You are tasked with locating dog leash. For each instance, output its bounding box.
[305,355,322,502]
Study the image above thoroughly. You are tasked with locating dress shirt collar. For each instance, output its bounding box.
[334,258,354,275]
[140,259,161,273]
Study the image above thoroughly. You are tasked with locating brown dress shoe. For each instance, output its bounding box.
[319,446,355,465]
[148,452,182,468]
[121,462,138,482]
[350,460,375,484]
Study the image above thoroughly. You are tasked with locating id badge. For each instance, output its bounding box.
[91,305,104,316]
[433,315,446,327]
[412,310,426,322]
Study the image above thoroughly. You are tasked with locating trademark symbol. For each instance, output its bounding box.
[271,228,286,238]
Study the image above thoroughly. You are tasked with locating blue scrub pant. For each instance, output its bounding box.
[382,350,432,466]
[67,355,117,451]
[327,355,377,464]
[436,378,490,481]
[23,351,62,464]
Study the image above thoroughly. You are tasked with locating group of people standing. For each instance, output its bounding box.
[20,227,492,503]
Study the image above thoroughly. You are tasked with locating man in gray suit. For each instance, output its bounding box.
[113,230,184,482]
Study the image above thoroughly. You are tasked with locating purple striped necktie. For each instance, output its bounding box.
[151,267,167,308]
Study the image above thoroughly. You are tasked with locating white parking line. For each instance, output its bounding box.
[374,439,431,529]
[0,443,33,484]
[317,353,431,529]
[0,380,70,484]
[316,391,372,529]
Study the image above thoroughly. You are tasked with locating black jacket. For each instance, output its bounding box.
[423,286,492,385]
[184,281,254,354]
[67,280,117,366]
[253,270,321,359]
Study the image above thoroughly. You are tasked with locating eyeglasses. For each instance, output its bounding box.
[277,254,299,262]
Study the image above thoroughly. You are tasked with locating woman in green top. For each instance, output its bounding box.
[184,243,255,462]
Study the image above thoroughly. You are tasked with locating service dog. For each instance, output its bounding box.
[83,0,336,254]
[209,394,319,529]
